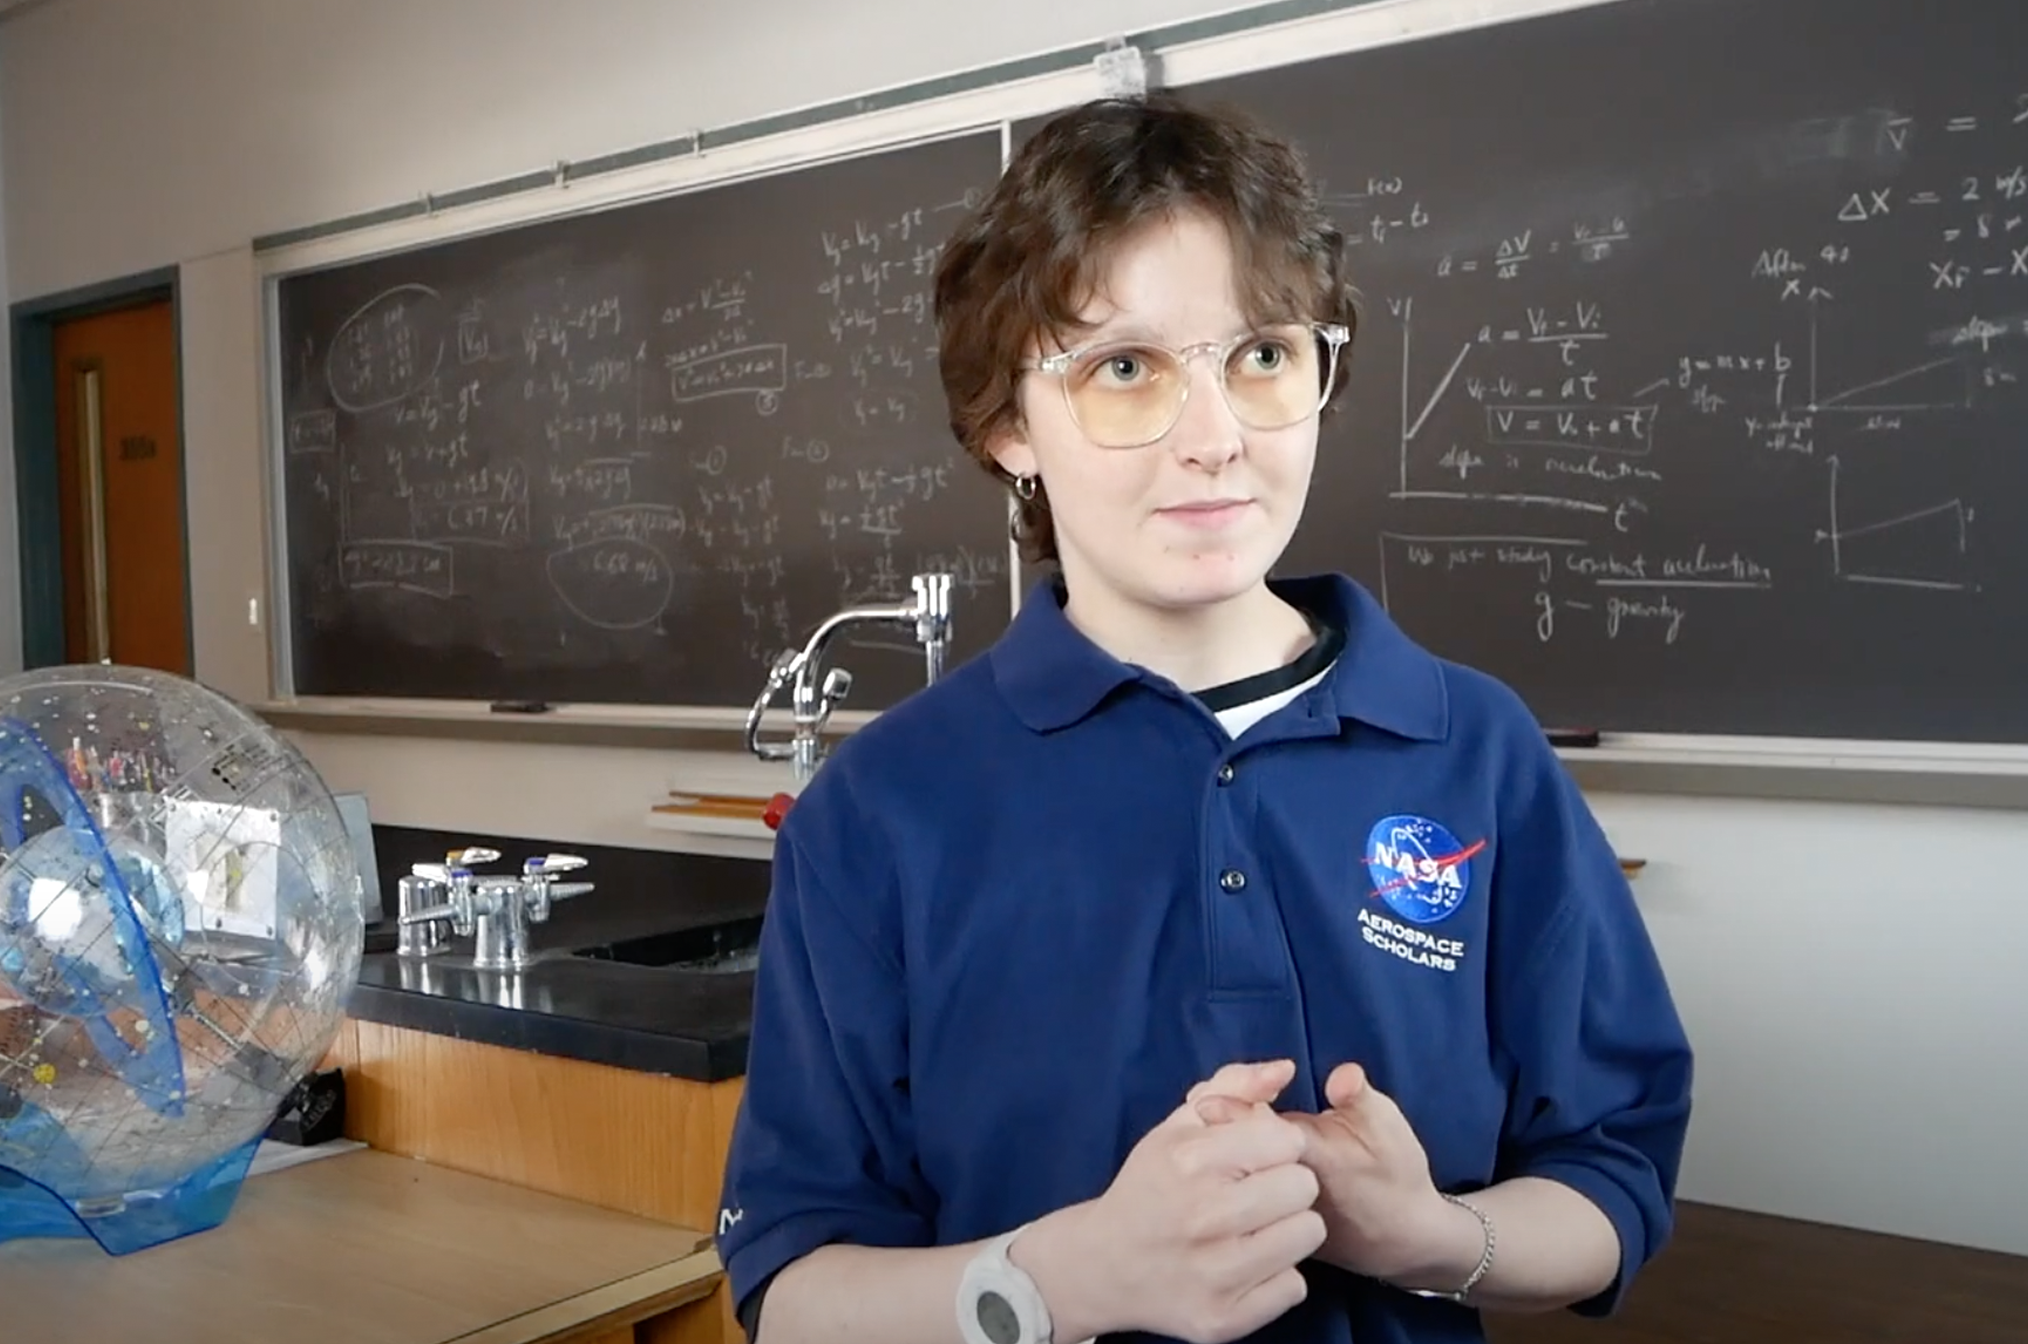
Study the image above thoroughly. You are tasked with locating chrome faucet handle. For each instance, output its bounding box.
[523,853,587,877]
[416,846,497,895]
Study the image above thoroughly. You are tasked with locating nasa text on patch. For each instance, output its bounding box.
[1360,814,1484,973]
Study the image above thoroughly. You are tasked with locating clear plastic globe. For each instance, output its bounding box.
[0,664,364,1254]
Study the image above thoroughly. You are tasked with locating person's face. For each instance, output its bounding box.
[992,208,1323,620]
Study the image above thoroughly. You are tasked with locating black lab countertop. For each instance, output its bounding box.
[344,830,772,1082]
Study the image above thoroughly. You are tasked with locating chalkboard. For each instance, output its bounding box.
[1028,0,2028,743]
[275,131,1011,709]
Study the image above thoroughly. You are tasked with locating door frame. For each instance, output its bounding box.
[10,267,191,669]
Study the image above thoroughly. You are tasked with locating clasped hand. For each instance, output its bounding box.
[1189,1059,1465,1289]
[1039,1058,1458,1344]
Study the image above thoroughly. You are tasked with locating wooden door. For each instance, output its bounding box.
[51,300,190,674]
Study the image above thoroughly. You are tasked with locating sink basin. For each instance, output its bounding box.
[573,914,764,974]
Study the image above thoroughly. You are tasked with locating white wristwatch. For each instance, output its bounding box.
[956,1224,1059,1344]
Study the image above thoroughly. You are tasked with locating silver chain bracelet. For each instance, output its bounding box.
[1399,1193,1496,1304]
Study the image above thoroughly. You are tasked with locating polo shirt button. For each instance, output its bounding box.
[1216,762,1236,785]
[1219,868,1247,892]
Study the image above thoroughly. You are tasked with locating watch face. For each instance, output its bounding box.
[977,1289,1022,1344]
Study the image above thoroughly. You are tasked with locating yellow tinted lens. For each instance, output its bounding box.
[1223,326,1323,429]
[1065,343,1184,446]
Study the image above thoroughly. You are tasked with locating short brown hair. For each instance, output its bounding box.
[932,90,1359,565]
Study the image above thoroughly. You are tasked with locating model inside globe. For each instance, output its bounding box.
[0,664,364,1254]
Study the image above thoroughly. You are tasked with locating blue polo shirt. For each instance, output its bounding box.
[716,572,1693,1344]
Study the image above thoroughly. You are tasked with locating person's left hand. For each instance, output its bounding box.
[1194,1062,1469,1285]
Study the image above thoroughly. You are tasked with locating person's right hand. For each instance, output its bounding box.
[1011,1059,1326,1344]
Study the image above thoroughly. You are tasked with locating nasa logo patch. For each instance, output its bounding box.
[1364,814,1481,925]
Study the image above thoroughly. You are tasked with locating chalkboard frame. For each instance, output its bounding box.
[249,0,2028,797]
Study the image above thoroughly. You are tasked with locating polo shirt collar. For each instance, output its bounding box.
[989,572,1449,742]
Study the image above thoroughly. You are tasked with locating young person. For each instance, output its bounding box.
[714,90,1694,1344]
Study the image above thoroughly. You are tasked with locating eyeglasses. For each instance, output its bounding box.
[1024,321,1351,449]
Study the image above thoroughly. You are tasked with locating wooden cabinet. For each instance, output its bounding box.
[324,1017,745,1344]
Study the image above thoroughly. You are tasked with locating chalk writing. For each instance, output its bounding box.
[1351,85,2028,655]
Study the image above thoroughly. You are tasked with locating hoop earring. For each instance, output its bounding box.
[1012,473,1038,502]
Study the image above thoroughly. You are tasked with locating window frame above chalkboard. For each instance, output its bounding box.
[246,0,2028,803]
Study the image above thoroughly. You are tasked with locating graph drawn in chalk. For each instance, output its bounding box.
[1799,299,1977,415]
[1393,299,1469,489]
[1815,454,1978,591]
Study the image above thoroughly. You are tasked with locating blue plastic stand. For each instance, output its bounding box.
[0,1132,262,1254]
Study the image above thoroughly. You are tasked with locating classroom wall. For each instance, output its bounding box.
[3,0,2024,1261]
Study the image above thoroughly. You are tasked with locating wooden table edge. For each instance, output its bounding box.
[442,1245,724,1344]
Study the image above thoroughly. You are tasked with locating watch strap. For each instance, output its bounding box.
[957,1223,1054,1344]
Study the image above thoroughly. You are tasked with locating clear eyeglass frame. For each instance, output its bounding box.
[1024,320,1352,449]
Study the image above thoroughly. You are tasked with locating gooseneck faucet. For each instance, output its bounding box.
[745,571,954,785]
